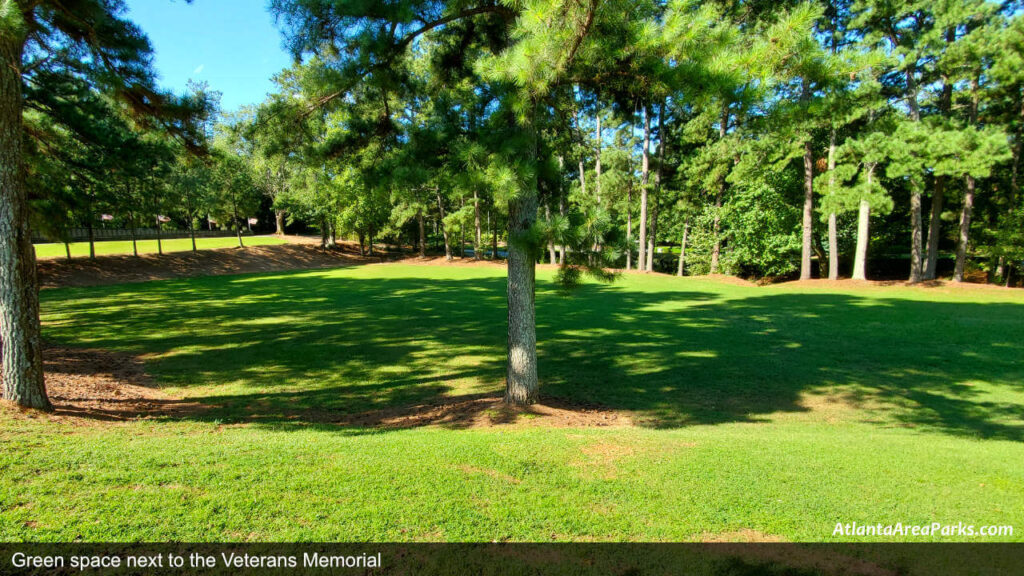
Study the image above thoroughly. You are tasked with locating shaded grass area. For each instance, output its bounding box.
[1,265,1023,542]
[34,236,286,259]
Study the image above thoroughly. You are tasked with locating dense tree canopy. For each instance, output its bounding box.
[3,0,1023,410]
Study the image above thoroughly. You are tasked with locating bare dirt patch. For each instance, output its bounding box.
[333,394,631,430]
[36,237,391,289]
[6,344,204,424]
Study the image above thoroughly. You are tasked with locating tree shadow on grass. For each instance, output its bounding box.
[39,268,1024,441]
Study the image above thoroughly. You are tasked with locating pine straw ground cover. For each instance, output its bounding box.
[1,264,1023,544]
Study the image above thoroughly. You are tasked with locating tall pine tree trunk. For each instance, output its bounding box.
[827,129,839,280]
[0,31,49,411]
[647,103,665,273]
[955,77,981,283]
[925,177,945,280]
[801,139,814,280]
[436,191,452,261]
[852,166,875,281]
[638,106,650,272]
[925,32,955,281]
[711,103,729,275]
[909,187,923,283]
[504,108,539,406]
[954,176,976,283]
[800,79,814,281]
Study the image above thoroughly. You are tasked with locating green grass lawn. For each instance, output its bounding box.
[33,236,287,259]
[2,264,1023,543]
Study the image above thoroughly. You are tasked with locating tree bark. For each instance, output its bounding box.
[504,108,540,406]
[954,176,975,283]
[558,193,566,265]
[909,187,923,283]
[647,103,665,273]
[436,191,452,260]
[954,76,981,283]
[801,139,814,280]
[0,30,50,410]
[852,166,875,281]
[638,106,650,272]
[64,241,71,262]
[275,210,286,236]
[827,129,839,280]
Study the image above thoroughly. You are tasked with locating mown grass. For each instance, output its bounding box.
[33,236,286,259]
[1,264,1022,542]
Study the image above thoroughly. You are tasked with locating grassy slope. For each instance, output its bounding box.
[33,236,287,259]
[1,264,1022,542]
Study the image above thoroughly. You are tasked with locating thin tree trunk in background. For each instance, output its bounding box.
[711,103,729,275]
[189,207,197,253]
[924,32,955,281]
[156,219,163,255]
[87,218,95,260]
[0,31,49,410]
[906,63,923,284]
[546,205,556,264]
[129,212,138,257]
[677,220,689,277]
[647,102,665,273]
[852,166,875,281]
[417,208,426,257]
[558,194,566,265]
[925,177,945,280]
[711,188,723,274]
[955,176,976,283]
[275,210,286,236]
[473,191,482,261]
[801,139,814,280]
[595,112,602,204]
[827,129,839,280]
[64,241,71,262]
[436,191,452,260]
[459,197,466,258]
[490,210,498,260]
[955,76,981,283]
[626,186,633,270]
[638,106,650,272]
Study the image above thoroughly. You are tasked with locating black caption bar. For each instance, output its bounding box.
[1,543,1022,576]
